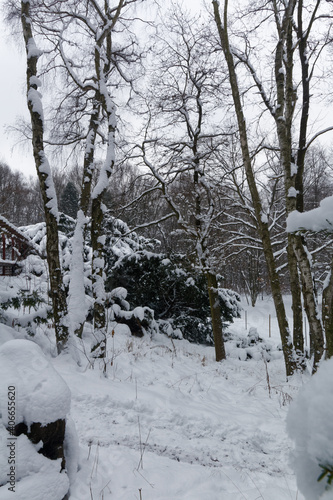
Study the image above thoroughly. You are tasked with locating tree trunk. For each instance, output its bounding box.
[287,236,304,357]
[70,99,101,340]
[323,258,333,359]
[21,0,69,354]
[292,234,324,370]
[91,196,107,333]
[272,0,324,372]
[206,271,226,362]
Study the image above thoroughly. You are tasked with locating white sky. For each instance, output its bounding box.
[0,16,36,177]
[0,1,332,181]
[0,0,205,180]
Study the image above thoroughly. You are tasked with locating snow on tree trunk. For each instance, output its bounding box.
[287,196,333,361]
[292,236,324,371]
[287,236,304,358]
[80,95,100,217]
[20,0,69,355]
[323,265,333,359]
[90,107,116,358]
[68,210,89,339]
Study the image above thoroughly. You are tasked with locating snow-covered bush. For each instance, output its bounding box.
[287,359,333,500]
[0,338,78,500]
[225,327,282,362]
[108,251,241,344]
[0,289,50,336]
[17,213,241,347]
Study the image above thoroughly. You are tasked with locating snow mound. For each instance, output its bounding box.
[0,339,71,427]
[0,324,26,348]
[0,339,76,500]
[287,359,333,500]
[0,429,69,500]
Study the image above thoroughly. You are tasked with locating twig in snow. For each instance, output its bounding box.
[137,417,151,470]
[262,352,271,398]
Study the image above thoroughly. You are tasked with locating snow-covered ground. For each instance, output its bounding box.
[56,295,306,500]
[0,282,314,499]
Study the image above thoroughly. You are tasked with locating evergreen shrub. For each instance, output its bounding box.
[107,251,241,344]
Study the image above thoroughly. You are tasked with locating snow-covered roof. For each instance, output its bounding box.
[0,214,33,246]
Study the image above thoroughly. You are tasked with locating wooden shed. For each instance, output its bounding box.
[0,215,33,276]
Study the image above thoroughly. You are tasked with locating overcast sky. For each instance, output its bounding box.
[0,0,205,180]
[0,15,36,177]
[1,1,332,181]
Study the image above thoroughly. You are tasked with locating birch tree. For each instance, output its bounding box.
[212,0,332,374]
[10,0,146,357]
[20,0,69,354]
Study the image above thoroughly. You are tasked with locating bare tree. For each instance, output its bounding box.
[135,7,234,361]
[20,0,70,354]
[212,0,333,374]
[212,0,297,376]
[7,0,147,356]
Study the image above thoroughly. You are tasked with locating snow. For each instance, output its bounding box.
[287,358,333,500]
[261,212,268,223]
[27,38,43,59]
[1,283,326,500]
[68,210,89,333]
[27,88,44,120]
[35,295,303,500]
[52,304,301,500]
[0,339,71,426]
[0,336,75,500]
[0,430,69,500]
[29,75,41,88]
[287,195,333,233]
[291,162,298,176]
[288,187,298,198]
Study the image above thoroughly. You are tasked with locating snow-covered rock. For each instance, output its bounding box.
[0,339,71,427]
[0,339,76,500]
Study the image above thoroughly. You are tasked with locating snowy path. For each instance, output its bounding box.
[55,325,305,500]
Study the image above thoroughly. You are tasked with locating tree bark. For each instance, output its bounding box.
[292,235,324,369]
[206,272,226,362]
[287,236,304,356]
[323,259,333,359]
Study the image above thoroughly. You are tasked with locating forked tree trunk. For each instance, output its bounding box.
[21,0,69,354]
[273,0,324,372]
[69,99,101,340]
